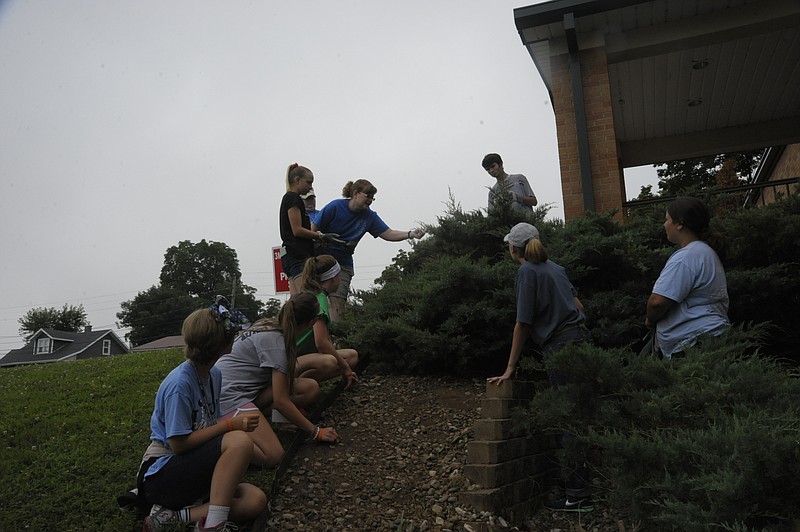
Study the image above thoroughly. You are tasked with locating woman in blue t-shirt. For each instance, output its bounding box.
[313,179,425,321]
[139,298,266,532]
[646,196,729,358]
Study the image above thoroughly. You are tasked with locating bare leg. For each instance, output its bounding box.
[296,349,359,382]
[328,296,344,322]
[253,377,319,414]
[235,409,283,466]
[187,431,266,523]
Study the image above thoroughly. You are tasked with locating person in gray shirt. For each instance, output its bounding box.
[482,153,538,215]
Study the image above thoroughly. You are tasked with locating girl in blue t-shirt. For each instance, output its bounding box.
[646,196,729,358]
[313,179,425,321]
[140,298,266,532]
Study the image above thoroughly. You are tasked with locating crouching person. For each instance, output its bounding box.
[140,297,267,532]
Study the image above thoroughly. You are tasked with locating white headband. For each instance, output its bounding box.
[318,261,341,282]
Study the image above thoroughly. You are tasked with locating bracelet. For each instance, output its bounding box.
[312,425,321,441]
[407,230,412,239]
[226,419,235,432]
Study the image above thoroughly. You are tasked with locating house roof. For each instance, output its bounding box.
[130,335,185,352]
[514,0,800,167]
[0,328,129,367]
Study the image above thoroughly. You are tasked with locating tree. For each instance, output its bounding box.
[654,150,762,196]
[160,240,240,298]
[118,240,265,347]
[117,285,198,347]
[263,298,282,318]
[18,304,89,342]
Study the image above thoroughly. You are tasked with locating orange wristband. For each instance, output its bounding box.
[226,419,235,432]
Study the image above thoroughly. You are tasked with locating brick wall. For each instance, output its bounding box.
[759,143,800,205]
[551,48,625,221]
[459,380,559,527]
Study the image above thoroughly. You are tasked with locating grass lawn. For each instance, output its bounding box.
[0,349,275,531]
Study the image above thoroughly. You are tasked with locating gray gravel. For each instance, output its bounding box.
[266,373,489,531]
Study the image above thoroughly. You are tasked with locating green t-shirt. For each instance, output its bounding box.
[296,291,330,355]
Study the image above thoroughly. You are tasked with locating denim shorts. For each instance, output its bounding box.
[142,434,223,510]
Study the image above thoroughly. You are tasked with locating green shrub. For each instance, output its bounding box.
[343,191,800,374]
[514,324,800,529]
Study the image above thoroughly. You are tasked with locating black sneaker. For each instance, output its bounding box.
[544,496,594,513]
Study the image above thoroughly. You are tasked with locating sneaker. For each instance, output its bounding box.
[142,504,180,531]
[194,517,239,531]
[544,496,594,513]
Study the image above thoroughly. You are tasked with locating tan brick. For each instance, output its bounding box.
[480,397,512,419]
[467,438,531,464]
[483,380,535,400]
[464,456,538,487]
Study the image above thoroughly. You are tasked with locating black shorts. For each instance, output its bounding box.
[142,435,223,510]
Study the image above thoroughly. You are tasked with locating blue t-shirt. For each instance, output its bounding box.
[515,260,584,346]
[314,198,390,267]
[652,240,729,357]
[145,361,221,477]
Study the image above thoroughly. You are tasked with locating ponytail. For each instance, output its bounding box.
[299,255,338,293]
[286,163,310,192]
[342,179,377,198]
[276,291,319,391]
[523,238,548,264]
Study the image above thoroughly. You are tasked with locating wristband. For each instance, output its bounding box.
[407,230,411,239]
[226,419,235,432]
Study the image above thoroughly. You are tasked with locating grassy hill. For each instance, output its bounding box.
[0,350,275,531]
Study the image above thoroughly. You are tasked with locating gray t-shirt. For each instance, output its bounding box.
[488,174,536,214]
[515,260,584,346]
[217,330,289,416]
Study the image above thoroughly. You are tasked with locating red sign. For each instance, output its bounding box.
[273,246,290,294]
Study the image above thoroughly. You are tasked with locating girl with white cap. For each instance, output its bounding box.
[488,222,593,513]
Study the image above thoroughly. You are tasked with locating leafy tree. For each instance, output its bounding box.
[118,240,265,347]
[117,285,198,347]
[160,240,241,298]
[263,298,282,318]
[653,150,761,196]
[18,304,89,341]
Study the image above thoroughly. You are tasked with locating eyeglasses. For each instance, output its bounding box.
[359,192,375,202]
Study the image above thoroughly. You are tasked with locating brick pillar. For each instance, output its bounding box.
[459,380,558,527]
[551,47,626,221]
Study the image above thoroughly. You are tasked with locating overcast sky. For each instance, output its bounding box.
[0,0,656,355]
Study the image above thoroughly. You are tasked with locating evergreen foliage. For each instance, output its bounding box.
[514,325,800,529]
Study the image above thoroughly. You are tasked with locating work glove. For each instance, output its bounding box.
[319,232,346,245]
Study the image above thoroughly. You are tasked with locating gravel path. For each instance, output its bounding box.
[264,373,631,532]
[265,373,484,531]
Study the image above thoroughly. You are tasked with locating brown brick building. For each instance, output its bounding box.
[513,0,800,220]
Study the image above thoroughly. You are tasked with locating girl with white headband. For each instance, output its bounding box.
[296,254,359,388]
